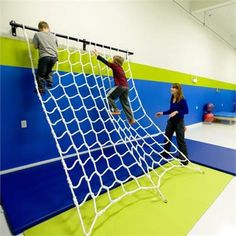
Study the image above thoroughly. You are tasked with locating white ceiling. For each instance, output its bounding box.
[173,0,236,50]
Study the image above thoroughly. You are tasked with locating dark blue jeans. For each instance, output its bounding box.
[36,56,57,90]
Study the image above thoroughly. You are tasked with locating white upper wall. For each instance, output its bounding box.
[0,0,236,84]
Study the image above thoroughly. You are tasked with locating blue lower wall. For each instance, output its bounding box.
[1,66,58,170]
[1,65,235,171]
[137,80,235,130]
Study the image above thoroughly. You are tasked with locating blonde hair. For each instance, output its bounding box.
[38,21,49,30]
[113,55,124,66]
[172,83,184,103]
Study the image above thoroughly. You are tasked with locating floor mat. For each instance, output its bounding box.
[24,164,233,236]
[187,139,236,175]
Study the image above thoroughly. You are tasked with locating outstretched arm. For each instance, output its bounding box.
[93,49,110,67]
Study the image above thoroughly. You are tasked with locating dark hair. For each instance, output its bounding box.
[172,83,184,103]
[38,21,49,30]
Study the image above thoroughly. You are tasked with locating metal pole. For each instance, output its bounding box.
[9,20,134,55]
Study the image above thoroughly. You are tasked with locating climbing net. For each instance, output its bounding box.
[23,28,202,236]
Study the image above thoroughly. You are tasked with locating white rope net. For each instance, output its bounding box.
[23,28,202,236]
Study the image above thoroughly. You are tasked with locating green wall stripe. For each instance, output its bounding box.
[0,37,38,68]
[1,36,235,90]
[130,62,236,90]
[0,37,105,75]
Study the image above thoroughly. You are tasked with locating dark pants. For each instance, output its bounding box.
[107,86,133,121]
[36,56,57,91]
[164,118,188,159]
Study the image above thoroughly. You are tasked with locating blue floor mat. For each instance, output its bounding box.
[0,161,72,235]
[186,139,236,176]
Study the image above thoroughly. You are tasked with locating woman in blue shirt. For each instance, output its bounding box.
[155,83,189,165]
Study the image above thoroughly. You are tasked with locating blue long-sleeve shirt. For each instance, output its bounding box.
[163,97,189,119]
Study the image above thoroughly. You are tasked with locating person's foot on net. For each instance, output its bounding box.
[176,156,189,166]
[180,159,189,166]
[162,151,170,158]
[111,110,121,115]
[128,118,136,125]
[33,87,46,95]
[39,87,46,95]
[46,81,53,88]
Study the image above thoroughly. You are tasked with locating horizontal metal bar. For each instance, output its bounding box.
[9,20,134,55]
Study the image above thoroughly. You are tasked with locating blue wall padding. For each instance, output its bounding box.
[1,65,235,170]
[136,80,236,129]
[186,139,236,176]
[1,160,72,235]
[1,66,58,169]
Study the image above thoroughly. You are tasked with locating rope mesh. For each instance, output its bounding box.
[23,28,202,236]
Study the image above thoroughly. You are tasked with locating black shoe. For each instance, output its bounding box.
[39,89,46,95]
[162,151,170,158]
[33,88,46,95]
[180,160,189,166]
[175,155,189,166]
[46,82,53,88]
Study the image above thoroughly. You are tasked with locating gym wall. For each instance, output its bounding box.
[1,36,235,171]
[1,35,235,235]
